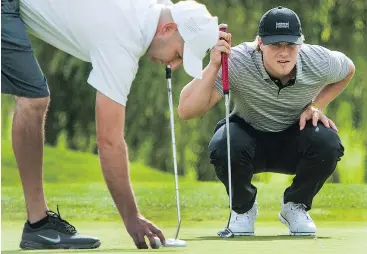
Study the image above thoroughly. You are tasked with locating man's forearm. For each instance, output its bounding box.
[98,140,138,221]
[178,63,220,119]
[313,66,355,110]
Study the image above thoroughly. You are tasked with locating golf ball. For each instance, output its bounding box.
[153,237,162,248]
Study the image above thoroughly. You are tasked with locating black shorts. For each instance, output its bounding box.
[1,0,49,98]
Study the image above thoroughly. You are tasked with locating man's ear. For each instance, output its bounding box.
[259,39,264,51]
[159,22,178,35]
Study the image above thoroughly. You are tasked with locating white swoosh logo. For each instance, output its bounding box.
[37,234,61,243]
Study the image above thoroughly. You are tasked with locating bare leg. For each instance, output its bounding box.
[12,96,50,223]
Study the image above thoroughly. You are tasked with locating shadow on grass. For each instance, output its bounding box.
[185,235,331,241]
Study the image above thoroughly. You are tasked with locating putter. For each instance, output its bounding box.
[164,65,187,247]
[217,26,235,238]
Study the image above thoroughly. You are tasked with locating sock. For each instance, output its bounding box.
[28,215,49,229]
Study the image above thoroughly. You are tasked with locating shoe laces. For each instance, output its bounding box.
[232,211,253,224]
[290,203,310,220]
[46,205,77,234]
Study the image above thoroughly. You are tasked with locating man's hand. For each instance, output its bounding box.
[299,105,338,131]
[95,92,166,249]
[209,24,232,67]
[125,213,165,249]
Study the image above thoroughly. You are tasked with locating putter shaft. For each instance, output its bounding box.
[166,66,182,240]
[225,93,232,228]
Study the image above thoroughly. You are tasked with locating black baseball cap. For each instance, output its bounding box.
[258,6,303,45]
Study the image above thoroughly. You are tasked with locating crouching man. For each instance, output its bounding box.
[177,7,355,236]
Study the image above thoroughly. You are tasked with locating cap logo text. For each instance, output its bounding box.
[276,22,289,29]
[185,18,203,33]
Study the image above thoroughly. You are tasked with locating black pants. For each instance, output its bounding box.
[208,115,344,213]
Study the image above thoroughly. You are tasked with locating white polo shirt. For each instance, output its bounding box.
[20,0,167,106]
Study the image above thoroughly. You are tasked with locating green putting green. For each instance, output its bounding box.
[2,221,367,253]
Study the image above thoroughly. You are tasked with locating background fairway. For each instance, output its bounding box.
[2,140,367,252]
[2,140,367,223]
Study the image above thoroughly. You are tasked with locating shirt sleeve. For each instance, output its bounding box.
[214,50,240,96]
[87,41,139,106]
[326,49,353,84]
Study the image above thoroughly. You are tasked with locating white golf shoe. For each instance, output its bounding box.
[228,202,258,236]
[278,202,316,236]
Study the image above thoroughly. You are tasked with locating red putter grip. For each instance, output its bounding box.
[219,27,229,94]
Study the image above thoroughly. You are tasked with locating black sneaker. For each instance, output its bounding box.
[20,207,101,250]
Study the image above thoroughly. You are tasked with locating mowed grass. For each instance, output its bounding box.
[2,221,367,253]
[2,181,367,223]
[2,139,367,253]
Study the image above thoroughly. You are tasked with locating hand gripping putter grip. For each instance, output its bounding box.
[164,65,187,247]
[220,27,230,95]
[217,26,235,238]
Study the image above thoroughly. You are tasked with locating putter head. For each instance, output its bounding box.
[164,238,186,247]
[217,227,234,238]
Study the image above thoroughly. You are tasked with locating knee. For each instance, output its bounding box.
[208,136,227,164]
[14,96,50,118]
[303,124,344,160]
[208,131,254,165]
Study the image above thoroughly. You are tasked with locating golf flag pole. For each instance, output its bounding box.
[219,26,232,228]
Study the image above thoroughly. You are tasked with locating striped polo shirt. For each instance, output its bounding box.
[214,42,352,132]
